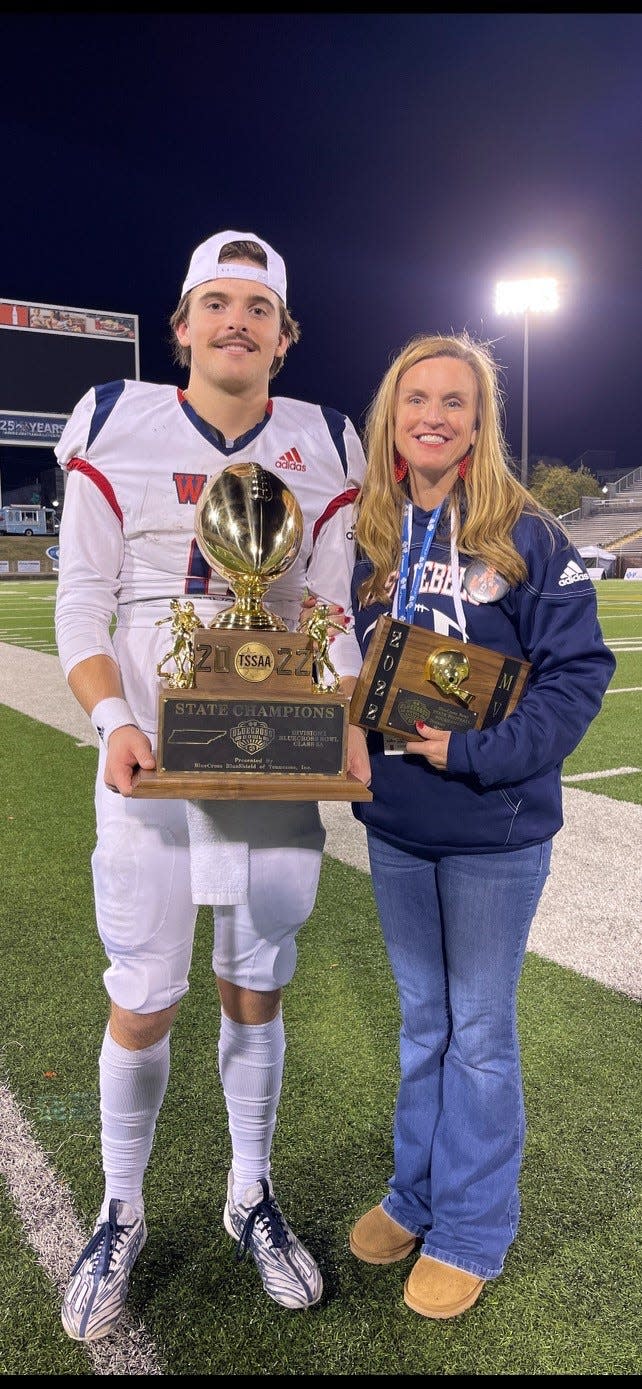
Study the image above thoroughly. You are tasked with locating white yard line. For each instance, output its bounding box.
[562,766,640,781]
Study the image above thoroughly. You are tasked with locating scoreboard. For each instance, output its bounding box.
[0,298,139,448]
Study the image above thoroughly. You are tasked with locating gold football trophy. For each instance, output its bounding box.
[133,462,371,801]
[195,460,302,632]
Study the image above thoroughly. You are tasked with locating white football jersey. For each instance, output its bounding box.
[55,380,365,731]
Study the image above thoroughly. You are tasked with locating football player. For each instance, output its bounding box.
[55,230,370,1340]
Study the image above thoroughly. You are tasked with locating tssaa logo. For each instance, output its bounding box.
[234,642,275,683]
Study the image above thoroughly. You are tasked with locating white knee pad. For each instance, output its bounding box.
[92,777,197,1012]
[213,832,324,991]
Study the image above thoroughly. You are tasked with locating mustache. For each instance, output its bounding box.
[213,335,254,349]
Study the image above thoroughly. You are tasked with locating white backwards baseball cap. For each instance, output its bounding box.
[181,229,287,304]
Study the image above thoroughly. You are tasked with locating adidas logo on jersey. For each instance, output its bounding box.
[274,446,305,472]
[558,560,587,587]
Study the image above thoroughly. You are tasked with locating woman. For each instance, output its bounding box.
[347,333,616,1319]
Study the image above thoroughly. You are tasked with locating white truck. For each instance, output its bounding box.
[0,504,51,535]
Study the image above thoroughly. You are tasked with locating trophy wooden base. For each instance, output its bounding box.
[131,769,371,801]
[350,615,531,738]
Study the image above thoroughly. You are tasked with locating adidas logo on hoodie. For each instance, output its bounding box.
[558,560,587,587]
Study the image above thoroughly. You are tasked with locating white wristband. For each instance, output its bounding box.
[91,697,137,745]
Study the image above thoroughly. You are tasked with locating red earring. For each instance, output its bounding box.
[458,451,472,479]
[394,451,408,483]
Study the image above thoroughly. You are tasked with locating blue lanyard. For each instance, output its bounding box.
[396,500,443,623]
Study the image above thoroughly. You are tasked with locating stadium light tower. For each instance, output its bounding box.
[494,277,560,487]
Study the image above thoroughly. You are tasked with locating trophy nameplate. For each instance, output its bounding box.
[132,462,371,802]
[350,615,531,739]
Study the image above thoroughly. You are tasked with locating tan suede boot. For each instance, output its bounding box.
[349,1204,418,1264]
[403,1254,485,1318]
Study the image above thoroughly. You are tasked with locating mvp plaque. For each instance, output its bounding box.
[350,615,531,739]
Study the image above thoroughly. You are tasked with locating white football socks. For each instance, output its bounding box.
[218,1011,286,1205]
[99,1027,170,1220]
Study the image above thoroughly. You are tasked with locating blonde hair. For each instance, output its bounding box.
[355,331,562,605]
[169,238,300,380]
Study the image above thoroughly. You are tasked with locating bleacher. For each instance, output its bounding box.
[558,464,642,560]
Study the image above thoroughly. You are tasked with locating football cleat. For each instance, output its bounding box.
[223,1172,322,1309]
[61,1199,147,1341]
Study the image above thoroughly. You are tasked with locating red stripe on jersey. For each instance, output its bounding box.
[312,487,359,545]
[67,457,124,525]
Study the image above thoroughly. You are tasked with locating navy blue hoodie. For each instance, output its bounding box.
[351,507,616,856]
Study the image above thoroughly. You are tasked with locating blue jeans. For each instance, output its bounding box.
[366,831,552,1280]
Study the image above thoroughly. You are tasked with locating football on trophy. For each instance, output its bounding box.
[194,461,303,630]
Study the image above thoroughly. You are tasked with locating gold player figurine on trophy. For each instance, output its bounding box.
[156,599,201,689]
[298,601,346,692]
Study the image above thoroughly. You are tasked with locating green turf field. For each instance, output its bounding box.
[0,580,640,1374]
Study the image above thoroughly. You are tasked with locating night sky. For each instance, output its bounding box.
[1,12,641,494]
